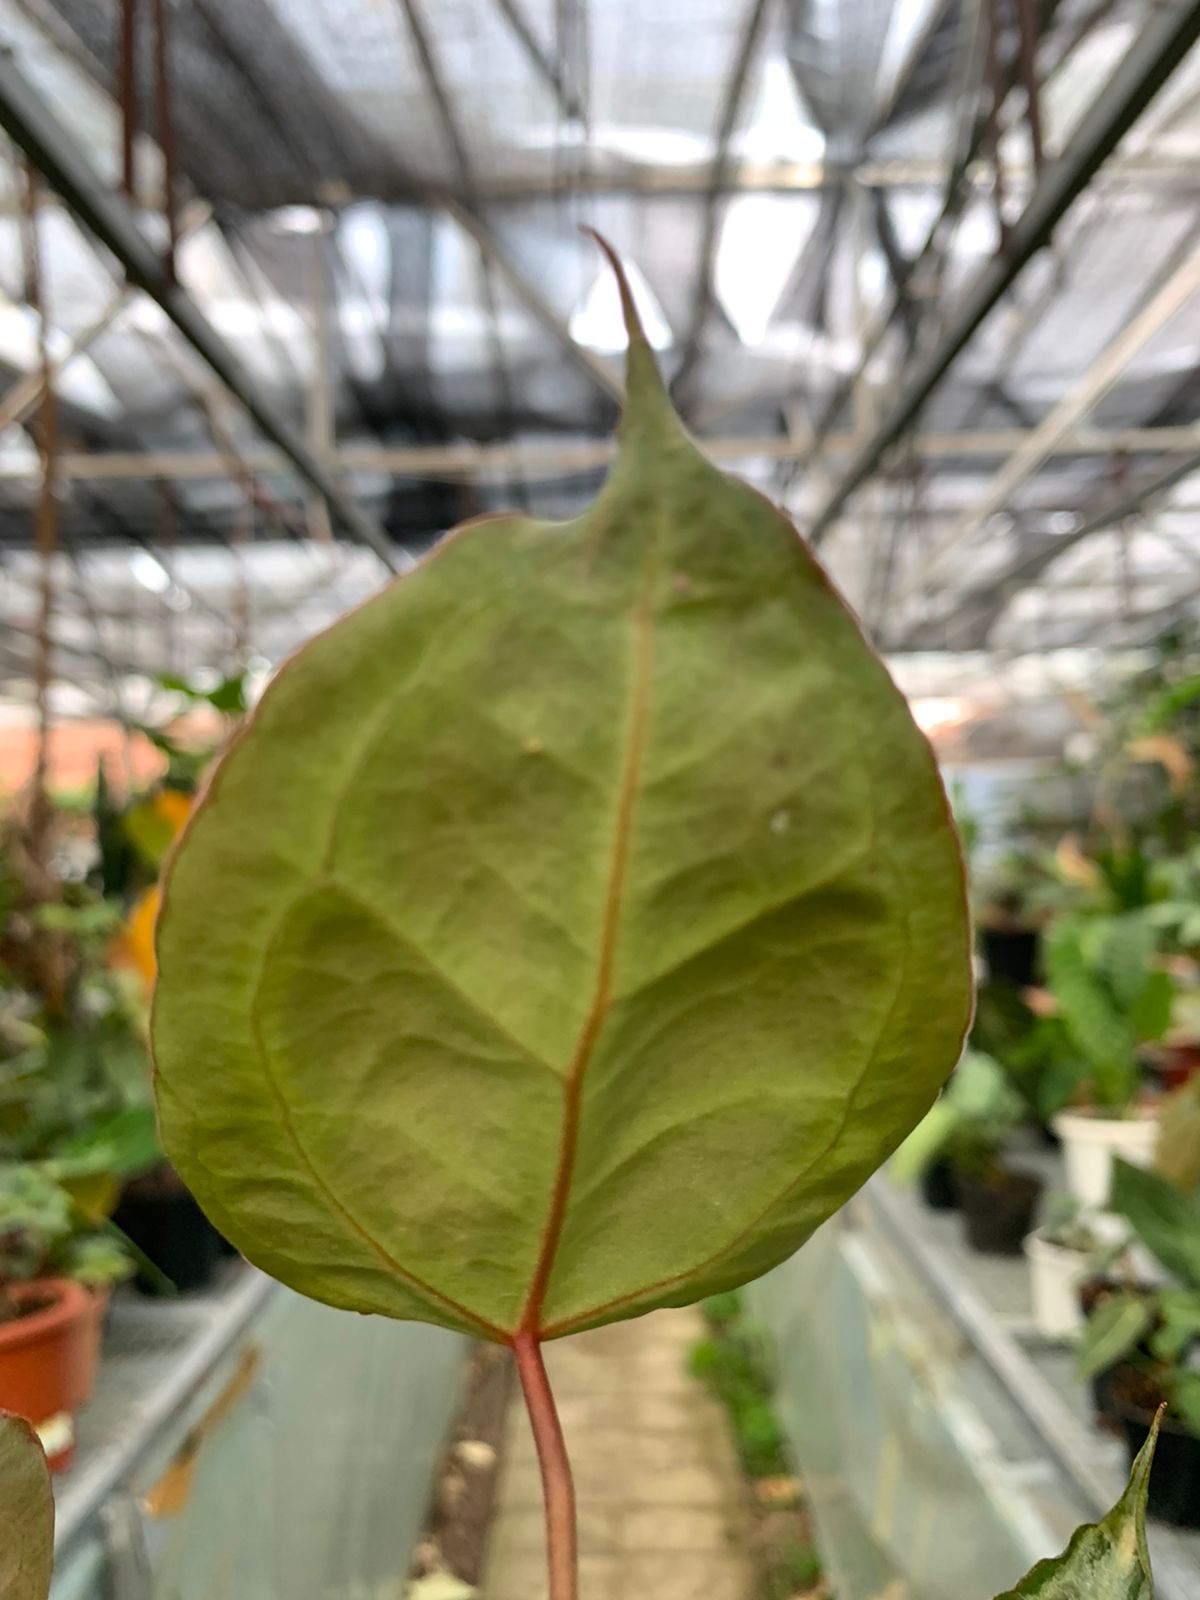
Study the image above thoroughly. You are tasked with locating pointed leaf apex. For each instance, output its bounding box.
[1129,1404,1164,1501]
[580,227,675,437]
[580,228,645,346]
[992,1401,1160,1598]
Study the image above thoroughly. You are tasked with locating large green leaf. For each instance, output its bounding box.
[994,1418,1158,1598]
[152,244,971,1344]
[0,1411,54,1600]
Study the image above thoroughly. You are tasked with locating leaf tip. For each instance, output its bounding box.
[580,226,645,348]
[580,226,674,434]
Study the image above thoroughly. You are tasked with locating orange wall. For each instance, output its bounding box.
[0,710,223,797]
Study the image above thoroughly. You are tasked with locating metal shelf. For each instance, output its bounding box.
[54,1263,277,1563]
[864,1175,1200,1600]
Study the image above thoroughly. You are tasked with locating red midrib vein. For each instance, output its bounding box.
[517,587,656,1337]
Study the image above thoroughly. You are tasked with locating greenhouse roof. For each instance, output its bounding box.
[0,0,1199,716]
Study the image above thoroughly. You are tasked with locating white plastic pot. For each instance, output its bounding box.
[1051,1109,1159,1210]
[1024,1229,1091,1341]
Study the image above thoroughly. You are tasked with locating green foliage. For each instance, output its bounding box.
[1092,840,1159,917]
[1043,914,1172,1112]
[700,1289,743,1328]
[771,1538,823,1600]
[0,988,155,1170]
[1111,1159,1200,1287]
[970,982,1084,1124]
[118,669,248,804]
[973,846,1056,927]
[1146,845,1200,955]
[0,1161,134,1299]
[0,1411,53,1600]
[1142,670,1200,733]
[152,253,971,1343]
[693,1291,824,1598]
[993,1420,1158,1598]
[1077,1293,1155,1383]
[1155,1075,1200,1191]
[120,799,180,872]
[0,820,157,1175]
[1039,1191,1102,1254]
[1077,1161,1200,1435]
[689,1327,788,1480]
[948,778,980,864]
[155,669,249,718]
[892,1051,1024,1181]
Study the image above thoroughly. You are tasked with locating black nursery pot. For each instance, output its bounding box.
[956,1168,1042,1255]
[1114,1384,1200,1529]
[113,1182,227,1293]
[921,1158,959,1211]
[980,927,1040,987]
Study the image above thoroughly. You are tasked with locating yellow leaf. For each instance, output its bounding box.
[155,788,193,834]
[113,886,160,990]
[1127,734,1193,794]
[1055,833,1100,888]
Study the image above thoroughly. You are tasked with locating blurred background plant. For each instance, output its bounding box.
[0,1162,134,1323]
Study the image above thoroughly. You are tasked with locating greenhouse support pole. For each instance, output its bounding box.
[805,0,1200,547]
[0,48,398,571]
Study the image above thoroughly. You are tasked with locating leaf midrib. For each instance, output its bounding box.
[517,544,660,1337]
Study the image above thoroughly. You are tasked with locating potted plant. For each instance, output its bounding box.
[1024,1193,1108,1341]
[1077,1158,1200,1527]
[894,1052,1043,1253]
[2,810,225,1295]
[954,1141,1044,1257]
[0,1162,133,1469]
[1046,912,1173,1207]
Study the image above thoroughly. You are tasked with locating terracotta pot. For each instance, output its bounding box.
[0,1278,94,1471]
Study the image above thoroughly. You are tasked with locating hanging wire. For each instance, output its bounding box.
[150,0,181,281]
[17,156,59,870]
[119,0,139,200]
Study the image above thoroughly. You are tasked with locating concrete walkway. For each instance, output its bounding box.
[483,1307,755,1600]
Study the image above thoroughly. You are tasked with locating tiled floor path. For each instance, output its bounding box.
[483,1307,755,1600]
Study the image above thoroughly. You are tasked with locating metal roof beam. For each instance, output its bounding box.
[916,447,1200,649]
[3,152,1200,210]
[441,195,624,403]
[0,424,1195,485]
[804,0,1200,547]
[399,0,522,451]
[669,0,772,411]
[0,200,210,435]
[0,49,397,569]
[491,0,584,124]
[899,238,1200,599]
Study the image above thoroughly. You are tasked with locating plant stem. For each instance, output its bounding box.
[513,1329,577,1600]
